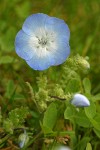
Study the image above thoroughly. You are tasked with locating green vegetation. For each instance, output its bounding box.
[0,0,100,149]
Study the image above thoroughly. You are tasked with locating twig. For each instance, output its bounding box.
[49,95,66,101]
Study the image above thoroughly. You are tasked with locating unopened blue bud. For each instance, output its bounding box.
[71,94,90,107]
[18,130,29,148]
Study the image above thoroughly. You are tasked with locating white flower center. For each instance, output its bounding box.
[36,36,48,48]
[29,28,57,57]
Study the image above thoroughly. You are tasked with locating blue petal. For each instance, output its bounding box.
[54,23,70,41]
[51,42,70,66]
[22,13,48,35]
[71,94,90,107]
[26,52,55,70]
[45,17,70,64]
[54,49,70,65]
[15,30,36,60]
[45,17,70,41]
[45,16,65,26]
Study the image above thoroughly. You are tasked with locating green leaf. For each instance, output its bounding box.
[66,79,80,93]
[9,107,29,125]
[86,143,92,150]
[3,107,29,133]
[64,107,91,127]
[5,80,15,98]
[64,106,77,122]
[41,125,53,134]
[85,101,96,118]
[92,93,100,102]
[15,1,30,18]
[83,78,91,94]
[0,26,16,52]
[94,113,100,124]
[3,119,14,134]
[93,128,100,138]
[0,56,14,64]
[43,103,57,130]
[76,137,90,150]
[14,93,25,100]
[89,118,100,131]
[85,102,99,130]
[75,111,91,128]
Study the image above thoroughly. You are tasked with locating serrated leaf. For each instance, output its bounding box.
[3,119,14,134]
[83,78,91,94]
[4,107,29,130]
[85,101,96,118]
[43,103,57,130]
[86,143,92,150]
[0,56,14,64]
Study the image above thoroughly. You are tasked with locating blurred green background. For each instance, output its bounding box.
[0,0,100,96]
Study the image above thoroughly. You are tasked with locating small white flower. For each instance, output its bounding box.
[71,93,90,107]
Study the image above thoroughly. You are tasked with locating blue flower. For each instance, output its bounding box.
[15,13,70,70]
[71,94,90,107]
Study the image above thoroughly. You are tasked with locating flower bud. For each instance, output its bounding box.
[18,130,29,148]
[75,55,90,70]
[71,94,90,107]
[80,59,90,69]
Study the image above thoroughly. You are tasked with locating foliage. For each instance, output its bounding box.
[0,0,100,149]
[3,107,29,134]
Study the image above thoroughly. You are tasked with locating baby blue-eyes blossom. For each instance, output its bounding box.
[71,94,90,107]
[15,13,70,70]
